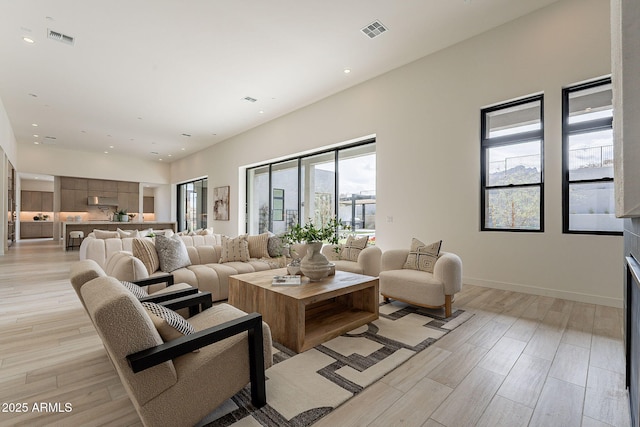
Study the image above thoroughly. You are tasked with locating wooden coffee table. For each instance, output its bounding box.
[228,269,379,353]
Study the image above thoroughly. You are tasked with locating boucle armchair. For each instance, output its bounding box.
[81,275,272,427]
[321,244,382,277]
[379,249,462,317]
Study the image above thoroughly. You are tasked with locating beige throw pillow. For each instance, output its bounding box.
[245,233,271,258]
[132,238,160,275]
[340,235,369,262]
[403,238,442,273]
[117,228,140,238]
[220,235,250,263]
[93,229,119,239]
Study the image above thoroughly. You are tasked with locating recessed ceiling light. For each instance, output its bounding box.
[344,68,351,74]
[167,154,172,157]
[159,158,163,161]
[32,123,38,127]
[22,37,35,44]
[33,141,40,145]
[33,134,39,137]
[109,145,114,149]
[259,110,265,114]
[181,148,186,151]
[104,151,109,154]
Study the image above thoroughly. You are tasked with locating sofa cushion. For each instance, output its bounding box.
[141,302,195,341]
[246,233,270,259]
[340,235,369,262]
[94,229,119,239]
[133,238,160,275]
[121,280,149,299]
[105,251,150,281]
[220,235,250,263]
[403,238,441,273]
[155,234,192,273]
[117,228,140,238]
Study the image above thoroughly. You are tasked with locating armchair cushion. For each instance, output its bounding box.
[340,235,369,261]
[142,302,195,341]
[132,238,160,275]
[403,238,441,273]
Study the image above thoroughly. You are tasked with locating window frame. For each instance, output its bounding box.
[480,94,545,232]
[245,138,376,235]
[176,177,208,232]
[562,77,620,236]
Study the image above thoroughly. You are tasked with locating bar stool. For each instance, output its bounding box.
[67,231,84,250]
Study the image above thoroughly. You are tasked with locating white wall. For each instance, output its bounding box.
[171,0,623,306]
[0,98,18,254]
[18,143,171,184]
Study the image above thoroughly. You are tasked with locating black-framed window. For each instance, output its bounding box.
[246,139,376,238]
[177,177,208,232]
[562,78,622,235]
[481,95,544,231]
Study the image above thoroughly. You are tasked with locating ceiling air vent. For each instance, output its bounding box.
[243,96,258,103]
[361,20,388,39]
[47,29,74,45]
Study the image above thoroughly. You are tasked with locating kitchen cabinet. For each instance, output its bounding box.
[20,222,53,239]
[21,191,53,212]
[60,176,139,212]
[143,197,155,213]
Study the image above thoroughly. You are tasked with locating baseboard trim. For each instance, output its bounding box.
[464,276,623,308]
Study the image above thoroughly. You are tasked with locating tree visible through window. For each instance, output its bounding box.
[481,95,544,231]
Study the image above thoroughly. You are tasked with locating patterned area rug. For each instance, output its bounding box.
[199,301,473,427]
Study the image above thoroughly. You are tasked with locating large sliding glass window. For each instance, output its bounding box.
[562,78,621,235]
[481,95,544,231]
[177,177,208,232]
[246,139,376,239]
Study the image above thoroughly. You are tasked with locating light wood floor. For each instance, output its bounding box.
[0,240,631,427]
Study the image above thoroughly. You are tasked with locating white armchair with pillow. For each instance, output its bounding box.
[379,238,462,317]
[321,235,382,277]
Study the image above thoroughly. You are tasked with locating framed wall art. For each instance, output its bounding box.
[213,185,230,221]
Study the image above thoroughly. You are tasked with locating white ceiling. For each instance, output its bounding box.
[0,0,558,163]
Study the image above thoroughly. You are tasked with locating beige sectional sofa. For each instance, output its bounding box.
[80,233,283,301]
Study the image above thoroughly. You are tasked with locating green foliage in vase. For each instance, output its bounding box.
[282,217,350,245]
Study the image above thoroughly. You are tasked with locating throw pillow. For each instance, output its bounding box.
[120,280,149,299]
[220,235,250,263]
[132,238,160,275]
[117,228,140,238]
[403,238,442,273]
[141,302,195,341]
[93,229,119,239]
[340,235,369,262]
[155,234,192,273]
[267,235,284,257]
[245,233,271,258]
